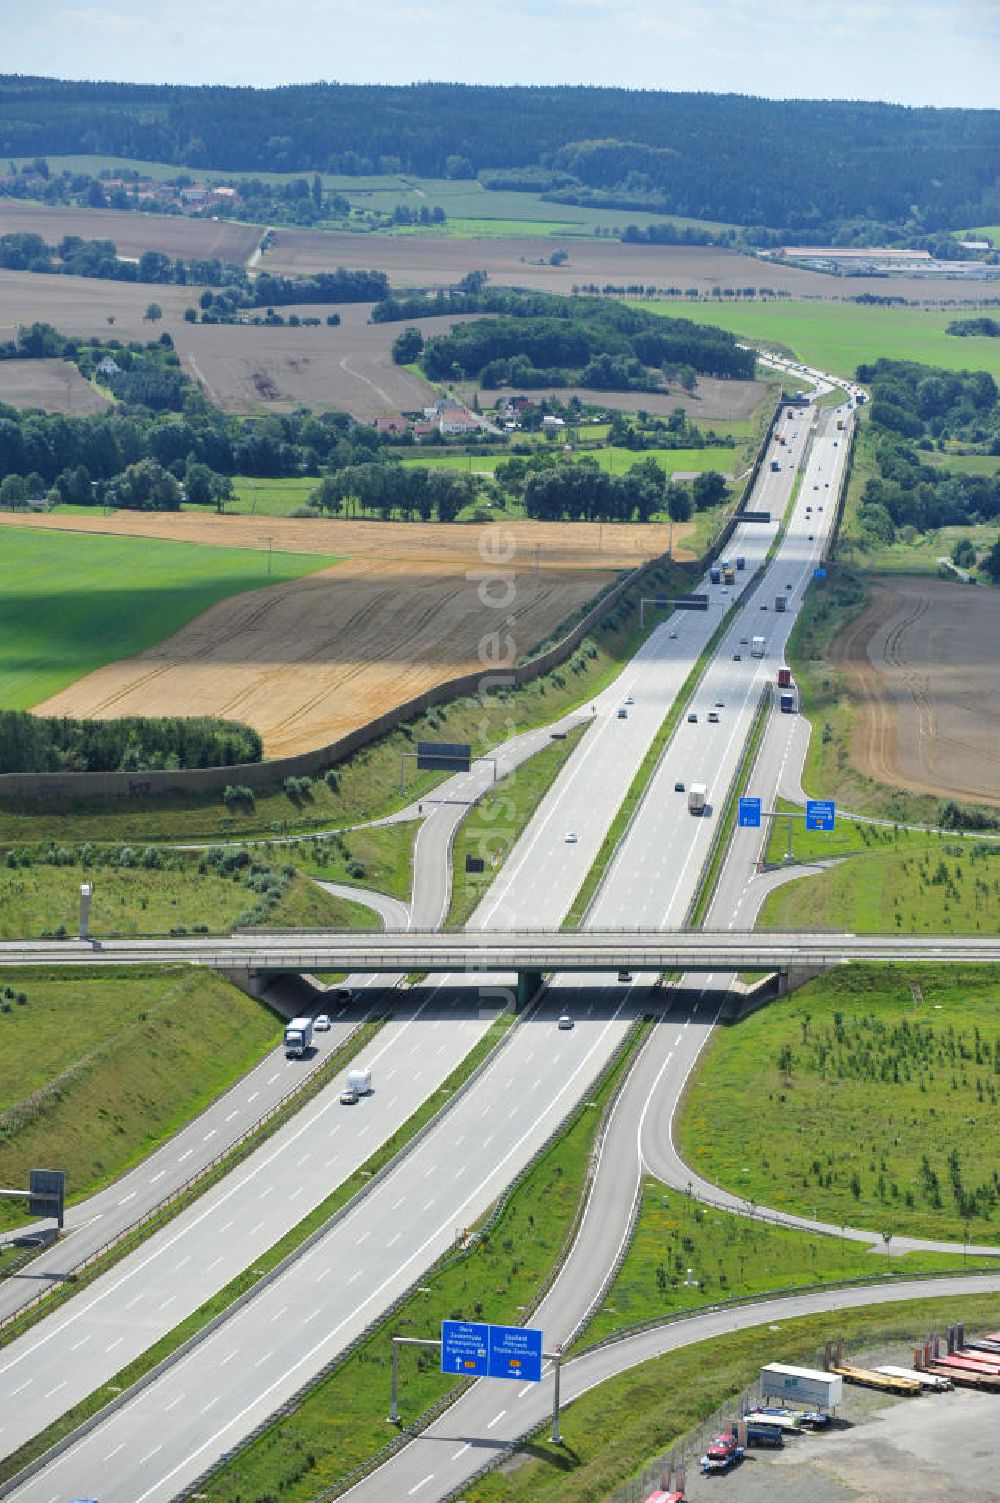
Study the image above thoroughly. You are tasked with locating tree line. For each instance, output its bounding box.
[1,78,998,235]
[0,709,261,774]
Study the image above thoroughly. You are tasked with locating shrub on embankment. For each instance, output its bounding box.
[0,709,262,773]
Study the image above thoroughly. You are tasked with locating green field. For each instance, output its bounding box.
[584,1178,973,1347]
[226,476,322,515]
[0,966,280,1228]
[0,849,371,938]
[638,300,1000,383]
[401,444,739,477]
[678,965,1000,1242]
[0,527,337,709]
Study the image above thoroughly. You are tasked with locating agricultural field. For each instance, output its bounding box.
[0,267,201,345]
[0,524,334,710]
[456,376,770,424]
[6,511,663,757]
[0,198,261,263]
[0,966,280,1229]
[0,358,109,415]
[678,965,1000,1243]
[640,298,1000,382]
[400,443,739,478]
[257,228,998,304]
[831,575,1000,807]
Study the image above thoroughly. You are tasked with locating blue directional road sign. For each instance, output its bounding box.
[487,1324,543,1382]
[813,567,828,580]
[441,1319,489,1376]
[805,799,836,831]
[738,797,762,829]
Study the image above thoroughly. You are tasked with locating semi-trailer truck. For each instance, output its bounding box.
[688,782,707,815]
[284,1017,314,1058]
[751,635,765,658]
[777,666,792,687]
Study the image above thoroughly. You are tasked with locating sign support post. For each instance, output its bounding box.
[551,1350,563,1444]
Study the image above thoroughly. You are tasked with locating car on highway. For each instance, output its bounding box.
[687,711,698,722]
[557,1014,574,1030]
[617,706,629,719]
[314,1013,331,1031]
[740,636,748,644]
[334,987,352,1004]
[625,693,634,705]
[733,652,741,660]
[785,582,792,589]
[669,630,678,639]
[674,779,685,792]
[808,533,814,540]
[565,831,578,843]
[707,711,720,723]
[339,1087,359,1105]
[715,699,724,707]
[617,970,633,983]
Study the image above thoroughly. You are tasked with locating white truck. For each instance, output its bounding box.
[341,1064,374,1104]
[284,1016,314,1058]
[688,782,707,815]
[751,635,766,658]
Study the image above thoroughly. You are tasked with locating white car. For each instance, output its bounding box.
[339,1088,359,1105]
[625,693,634,705]
[314,1013,331,1031]
[565,831,578,843]
[557,1014,574,1030]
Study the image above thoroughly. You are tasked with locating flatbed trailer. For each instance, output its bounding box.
[924,1361,1000,1392]
[831,1363,922,1395]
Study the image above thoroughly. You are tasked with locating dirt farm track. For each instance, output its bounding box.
[834,576,1000,807]
[3,512,674,758]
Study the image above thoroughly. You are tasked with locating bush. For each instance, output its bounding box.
[223,784,255,811]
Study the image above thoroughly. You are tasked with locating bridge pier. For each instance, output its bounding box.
[516,969,544,1012]
[777,968,789,998]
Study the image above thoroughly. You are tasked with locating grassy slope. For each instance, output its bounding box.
[762,821,1000,933]
[585,1179,975,1345]
[0,527,337,709]
[0,855,374,937]
[0,967,280,1228]
[639,299,1000,383]
[677,965,1000,1242]
[299,820,419,903]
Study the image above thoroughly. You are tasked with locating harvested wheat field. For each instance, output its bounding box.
[0,268,205,344]
[834,576,1000,806]
[16,512,671,758]
[0,358,110,414]
[0,199,261,264]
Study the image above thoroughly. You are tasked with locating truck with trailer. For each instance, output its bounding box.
[284,1017,314,1058]
[340,1064,374,1104]
[687,782,707,815]
[751,635,766,658]
[777,666,792,687]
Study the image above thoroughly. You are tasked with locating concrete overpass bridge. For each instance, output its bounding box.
[1,930,996,1007]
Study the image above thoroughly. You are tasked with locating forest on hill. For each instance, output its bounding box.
[1,77,998,235]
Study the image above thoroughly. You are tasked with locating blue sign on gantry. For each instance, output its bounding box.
[487,1324,543,1382]
[738,797,761,829]
[805,799,836,831]
[440,1319,489,1376]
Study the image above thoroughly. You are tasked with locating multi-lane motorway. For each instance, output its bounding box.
[4,385,955,1503]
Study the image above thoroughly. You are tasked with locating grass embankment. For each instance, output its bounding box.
[678,965,1000,1243]
[0,526,336,709]
[689,687,770,926]
[639,299,1000,384]
[193,1020,646,1503]
[584,1179,979,1347]
[762,817,1000,932]
[0,557,691,846]
[0,967,279,1233]
[449,721,589,926]
[0,847,373,938]
[299,821,419,904]
[463,1295,1000,1503]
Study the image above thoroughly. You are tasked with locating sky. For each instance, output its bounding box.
[3,0,999,109]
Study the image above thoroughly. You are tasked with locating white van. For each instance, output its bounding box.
[341,1064,373,1104]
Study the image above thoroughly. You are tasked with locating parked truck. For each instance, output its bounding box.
[751,635,766,658]
[775,594,787,612]
[688,782,707,815]
[284,1017,314,1058]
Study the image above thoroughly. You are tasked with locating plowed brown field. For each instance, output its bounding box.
[833,576,1000,807]
[0,199,261,263]
[12,512,671,758]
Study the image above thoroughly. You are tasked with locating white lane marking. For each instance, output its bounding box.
[141,1444,163,1463]
[44,1380,66,1398]
[268,1072,280,1084]
[104,1442,126,1460]
[247,1092,259,1104]
[270,1307,287,1323]
[225,1110,239,1122]
[203,1130,216,1142]
[408,1476,434,1495]
[150,1169,166,1184]
[219,1350,238,1366]
[165,1393,185,1412]
[391,1196,406,1210]
[517,1382,534,1398]
[207,1256,223,1273]
[486,1409,507,1429]
[10,1379,32,1394]
[69,1336,90,1352]
[177,1149,193,1163]
[451,1443,470,1460]
[106,1337,124,1353]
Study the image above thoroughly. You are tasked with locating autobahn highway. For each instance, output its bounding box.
[1,387,887,1503]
